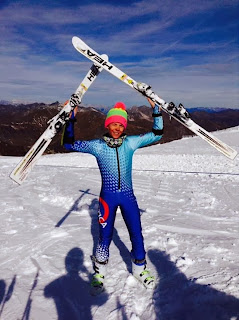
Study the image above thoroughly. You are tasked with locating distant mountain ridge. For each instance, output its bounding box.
[188,107,237,113]
[0,102,238,156]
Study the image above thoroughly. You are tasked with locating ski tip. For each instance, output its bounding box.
[101,54,109,62]
[9,173,23,185]
[229,150,238,160]
[72,36,108,62]
[72,36,79,43]
[72,36,87,50]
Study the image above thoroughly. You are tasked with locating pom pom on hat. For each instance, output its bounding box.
[113,102,126,110]
[105,102,128,129]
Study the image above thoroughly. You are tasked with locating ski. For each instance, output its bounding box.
[10,56,107,184]
[72,36,237,160]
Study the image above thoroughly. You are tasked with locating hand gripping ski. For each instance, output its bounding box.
[72,36,237,160]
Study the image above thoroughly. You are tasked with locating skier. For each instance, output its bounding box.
[63,85,163,294]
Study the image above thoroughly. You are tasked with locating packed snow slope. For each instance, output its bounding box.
[0,127,239,320]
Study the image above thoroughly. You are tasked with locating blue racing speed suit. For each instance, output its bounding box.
[63,106,163,263]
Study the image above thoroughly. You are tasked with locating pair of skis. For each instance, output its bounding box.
[10,37,237,185]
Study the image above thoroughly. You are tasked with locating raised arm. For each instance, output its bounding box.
[127,96,164,150]
[62,101,99,155]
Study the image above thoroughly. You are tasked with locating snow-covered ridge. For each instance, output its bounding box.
[8,125,237,174]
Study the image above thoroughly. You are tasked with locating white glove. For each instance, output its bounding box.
[69,93,81,108]
[134,82,156,101]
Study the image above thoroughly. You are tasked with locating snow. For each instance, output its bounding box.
[0,127,239,320]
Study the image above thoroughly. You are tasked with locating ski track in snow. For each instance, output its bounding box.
[0,127,239,319]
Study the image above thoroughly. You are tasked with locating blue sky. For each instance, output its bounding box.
[0,0,238,108]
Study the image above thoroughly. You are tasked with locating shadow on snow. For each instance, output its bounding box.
[148,249,239,320]
[44,247,108,320]
[0,275,16,318]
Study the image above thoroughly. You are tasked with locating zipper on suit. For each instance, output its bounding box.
[116,147,121,190]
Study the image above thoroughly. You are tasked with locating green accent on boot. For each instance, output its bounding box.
[140,270,150,277]
[91,274,104,287]
[140,270,155,284]
[145,276,155,282]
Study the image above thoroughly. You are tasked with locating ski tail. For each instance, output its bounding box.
[72,36,237,160]
[10,55,108,185]
[193,126,237,160]
[10,138,51,185]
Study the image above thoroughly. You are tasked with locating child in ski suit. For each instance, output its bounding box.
[63,84,163,293]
